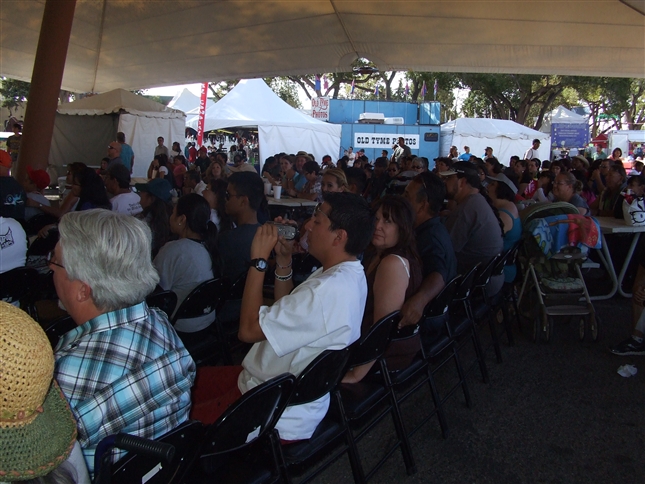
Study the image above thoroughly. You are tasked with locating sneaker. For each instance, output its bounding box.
[610,337,645,356]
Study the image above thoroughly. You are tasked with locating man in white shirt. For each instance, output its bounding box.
[524,139,541,160]
[191,192,374,441]
[182,170,207,196]
[105,164,142,216]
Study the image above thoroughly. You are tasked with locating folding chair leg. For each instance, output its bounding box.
[471,325,491,382]
[426,371,449,439]
[501,299,515,346]
[336,393,367,484]
[387,392,417,475]
[452,347,472,408]
[486,310,504,364]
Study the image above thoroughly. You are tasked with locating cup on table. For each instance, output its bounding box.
[264,182,272,195]
[273,185,282,200]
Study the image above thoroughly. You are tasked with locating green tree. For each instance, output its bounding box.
[0,78,30,114]
[265,77,301,109]
[456,74,567,129]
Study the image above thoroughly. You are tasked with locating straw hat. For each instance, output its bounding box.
[0,302,77,481]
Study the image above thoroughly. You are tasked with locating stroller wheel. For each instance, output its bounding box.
[588,312,600,342]
[543,315,554,343]
[578,317,586,341]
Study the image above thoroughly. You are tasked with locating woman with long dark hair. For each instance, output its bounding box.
[135,178,173,257]
[153,193,219,345]
[74,167,111,211]
[343,195,423,383]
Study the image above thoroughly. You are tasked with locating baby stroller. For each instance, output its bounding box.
[517,202,601,342]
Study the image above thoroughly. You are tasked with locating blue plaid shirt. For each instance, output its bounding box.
[54,302,196,474]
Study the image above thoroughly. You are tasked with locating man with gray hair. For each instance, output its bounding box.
[48,210,196,475]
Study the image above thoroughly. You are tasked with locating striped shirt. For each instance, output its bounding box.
[54,302,195,474]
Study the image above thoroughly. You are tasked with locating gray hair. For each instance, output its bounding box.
[58,210,159,312]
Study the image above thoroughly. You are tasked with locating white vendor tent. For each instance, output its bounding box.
[167,88,215,115]
[186,79,341,165]
[540,105,589,133]
[51,89,185,178]
[441,118,551,164]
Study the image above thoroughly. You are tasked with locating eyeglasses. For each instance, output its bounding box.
[387,168,398,173]
[553,181,571,186]
[46,251,65,270]
[313,202,331,219]
[412,165,423,170]
[225,191,243,201]
[108,145,116,150]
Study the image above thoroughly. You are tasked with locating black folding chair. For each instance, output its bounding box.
[41,314,76,349]
[213,273,247,365]
[145,290,178,319]
[193,373,296,483]
[470,256,505,363]
[171,278,224,366]
[94,421,205,484]
[0,266,39,316]
[271,348,355,484]
[334,311,416,481]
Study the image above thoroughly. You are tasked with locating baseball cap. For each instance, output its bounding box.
[134,178,173,203]
[0,150,12,168]
[487,173,518,194]
[27,166,51,190]
[440,161,481,187]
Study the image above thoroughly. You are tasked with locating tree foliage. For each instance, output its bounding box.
[0,78,31,114]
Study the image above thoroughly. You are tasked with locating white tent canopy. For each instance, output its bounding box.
[186,79,341,164]
[441,118,551,164]
[51,89,185,178]
[167,88,215,115]
[540,105,589,133]
[1,1,643,93]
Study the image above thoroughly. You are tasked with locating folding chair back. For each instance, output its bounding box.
[145,290,177,318]
[0,266,38,307]
[171,278,222,324]
[42,315,76,349]
[346,311,398,368]
[290,348,351,406]
[201,373,295,456]
[452,264,481,305]
[107,421,205,484]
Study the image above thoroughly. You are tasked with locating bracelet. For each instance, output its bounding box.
[275,269,293,282]
[276,258,292,269]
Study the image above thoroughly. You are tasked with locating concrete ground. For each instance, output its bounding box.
[312,297,644,484]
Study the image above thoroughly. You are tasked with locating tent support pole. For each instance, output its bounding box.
[16,0,77,183]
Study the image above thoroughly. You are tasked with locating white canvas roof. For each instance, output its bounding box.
[1,1,643,93]
[548,106,589,124]
[167,88,215,116]
[57,89,184,118]
[187,79,341,163]
[441,118,551,163]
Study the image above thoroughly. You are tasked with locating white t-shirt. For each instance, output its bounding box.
[0,217,27,274]
[110,191,143,216]
[238,260,366,440]
[193,180,208,196]
[523,148,540,160]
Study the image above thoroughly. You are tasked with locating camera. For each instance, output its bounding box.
[267,222,297,240]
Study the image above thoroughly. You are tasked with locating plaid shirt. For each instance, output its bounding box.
[54,302,196,474]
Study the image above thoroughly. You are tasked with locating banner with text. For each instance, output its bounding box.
[311,97,330,120]
[197,82,208,146]
[354,134,419,149]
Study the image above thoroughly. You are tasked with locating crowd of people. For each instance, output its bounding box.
[1,132,644,483]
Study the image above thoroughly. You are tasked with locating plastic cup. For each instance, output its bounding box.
[264,182,272,195]
[273,185,282,200]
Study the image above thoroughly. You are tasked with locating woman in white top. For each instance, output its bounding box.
[343,195,422,383]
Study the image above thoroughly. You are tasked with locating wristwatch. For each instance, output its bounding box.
[250,258,268,272]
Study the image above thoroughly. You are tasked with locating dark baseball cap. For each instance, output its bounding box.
[134,178,173,203]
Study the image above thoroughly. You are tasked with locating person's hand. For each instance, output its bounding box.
[272,217,297,262]
[250,223,279,260]
[38,224,55,239]
[399,295,426,328]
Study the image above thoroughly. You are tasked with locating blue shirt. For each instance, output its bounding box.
[458,153,471,161]
[119,143,134,171]
[415,216,457,284]
[54,302,195,474]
